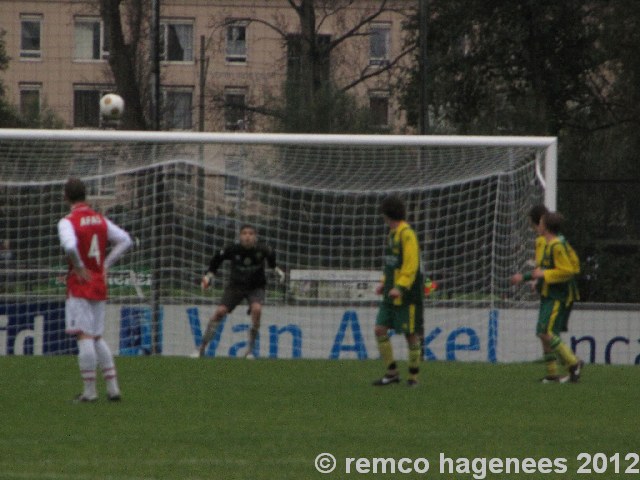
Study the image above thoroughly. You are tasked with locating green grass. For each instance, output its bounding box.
[1,357,638,480]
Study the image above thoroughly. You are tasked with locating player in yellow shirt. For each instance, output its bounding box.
[512,211,583,383]
[530,205,558,377]
[529,204,549,269]
[373,196,424,387]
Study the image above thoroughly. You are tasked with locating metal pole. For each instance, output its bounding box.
[149,0,162,353]
[199,35,207,132]
[197,36,207,256]
[418,0,429,135]
[150,0,161,130]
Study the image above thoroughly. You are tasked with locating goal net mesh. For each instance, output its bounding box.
[0,131,549,361]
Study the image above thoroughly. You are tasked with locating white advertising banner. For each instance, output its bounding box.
[102,304,640,365]
[1,302,638,364]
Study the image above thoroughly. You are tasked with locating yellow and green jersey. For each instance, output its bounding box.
[381,221,423,306]
[539,235,580,304]
[533,235,547,293]
[534,235,546,266]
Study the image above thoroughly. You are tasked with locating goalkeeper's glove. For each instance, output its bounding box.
[201,272,214,290]
[274,267,286,284]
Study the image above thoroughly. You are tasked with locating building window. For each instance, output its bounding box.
[225,22,247,63]
[224,88,247,131]
[74,17,109,60]
[369,91,389,128]
[224,155,243,198]
[160,21,193,62]
[73,155,116,197]
[20,14,42,59]
[369,23,390,65]
[73,86,112,127]
[19,84,41,119]
[164,89,193,130]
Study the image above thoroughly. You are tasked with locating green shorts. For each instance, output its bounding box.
[376,302,424,335]
[536,297,572,335]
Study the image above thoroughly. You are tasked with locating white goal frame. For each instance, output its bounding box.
[0,128,558,361]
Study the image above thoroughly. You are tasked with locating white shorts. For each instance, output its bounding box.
[65,296,106,337]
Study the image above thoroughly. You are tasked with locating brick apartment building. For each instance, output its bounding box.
[0,0,414,133]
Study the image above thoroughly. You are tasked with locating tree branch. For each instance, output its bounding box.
[340,44,417,92]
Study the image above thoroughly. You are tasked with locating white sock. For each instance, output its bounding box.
[77,339,97,399]
[95,338,120,397]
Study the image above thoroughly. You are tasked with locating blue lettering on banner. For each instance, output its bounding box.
[572,336,596,364]
[187,307,228,357]
[0,302,72,355]
[186,307,302,358]
[229,324,255,357]
[487,309,498,363]
[330,310,368,359]
[119,306,163,355]
[423,310,498,362]
[605,336,629,364]
[572,335,640,365]
[269,325,302,358]
[446,327,480,360]
[422,327,442,360]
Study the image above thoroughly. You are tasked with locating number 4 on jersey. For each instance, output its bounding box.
[88,234,101,266]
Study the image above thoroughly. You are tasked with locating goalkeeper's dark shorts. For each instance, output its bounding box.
[220,285,265,313]
[376,302,423,336]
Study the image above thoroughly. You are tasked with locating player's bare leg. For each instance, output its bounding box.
[246,302,262,358]
[199,306,228,357]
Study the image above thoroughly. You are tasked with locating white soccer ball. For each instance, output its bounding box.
[100,93,125,120]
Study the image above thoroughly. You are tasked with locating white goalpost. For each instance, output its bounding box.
[0,128,556,362]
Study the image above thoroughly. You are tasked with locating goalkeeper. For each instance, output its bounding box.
[198,224,284,358]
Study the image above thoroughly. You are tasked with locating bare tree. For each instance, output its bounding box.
[99,0,149,129]
[208,0,416,132]
[96,1,415,132]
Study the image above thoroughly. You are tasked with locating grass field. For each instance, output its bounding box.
[1,357,638,480]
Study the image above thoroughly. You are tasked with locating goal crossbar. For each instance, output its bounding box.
[0,129,557,208]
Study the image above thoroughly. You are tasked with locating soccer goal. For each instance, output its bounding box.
[0,129,555,361]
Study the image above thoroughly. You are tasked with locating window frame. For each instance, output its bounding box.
[225,20,248,64]
[160,20,194,63]
[369,90,390,129]
[73,17,109,61]
[224,154,243,199]
[223,87,248,131]
[73,85,114,128]
[20,14,43,59]
[163,87,194,130]
[369,23,391,66]
[19,83,41,119]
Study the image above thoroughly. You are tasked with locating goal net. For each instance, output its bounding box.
[0,129,555,362]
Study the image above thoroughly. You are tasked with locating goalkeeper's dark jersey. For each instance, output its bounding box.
[208,243,276,289]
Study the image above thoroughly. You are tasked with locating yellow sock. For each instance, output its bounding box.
[544,352,558,376]
[408,343,421,381]
[377,336,395,370]
[550,336,578,367]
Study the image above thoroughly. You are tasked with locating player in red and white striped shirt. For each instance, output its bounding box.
[57,178,132,403]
